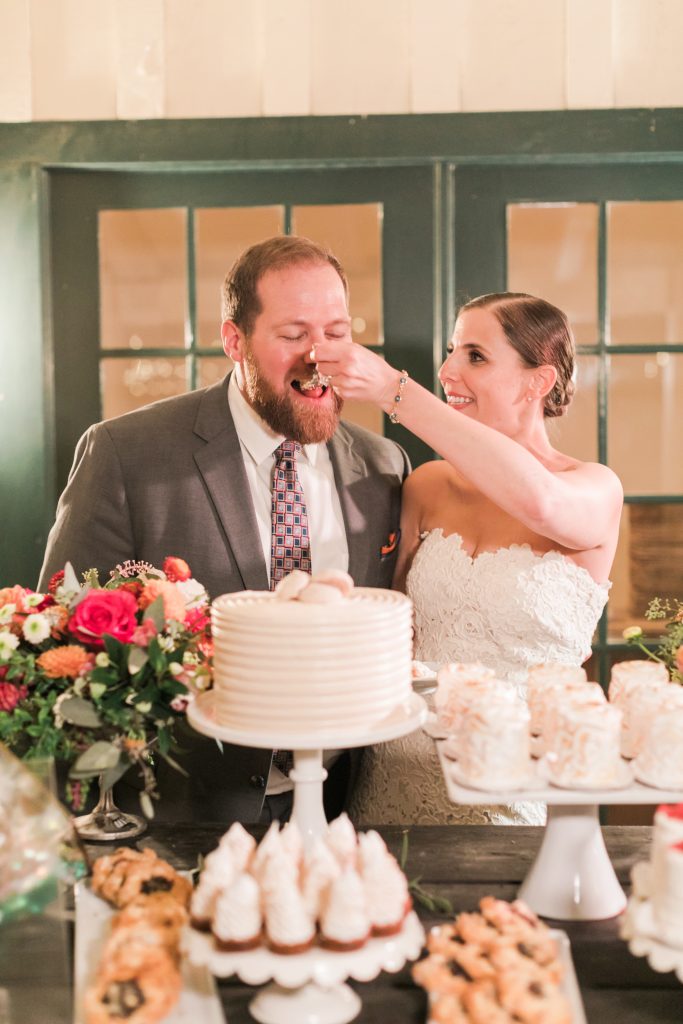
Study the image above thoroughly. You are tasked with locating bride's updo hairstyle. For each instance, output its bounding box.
[460,292,575,418]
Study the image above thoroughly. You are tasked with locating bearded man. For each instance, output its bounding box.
[39,235,409,823]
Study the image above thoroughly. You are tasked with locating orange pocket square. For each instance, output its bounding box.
[380,530,400,557]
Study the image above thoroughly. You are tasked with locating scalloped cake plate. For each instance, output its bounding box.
[74,880,224,1024]
[621,888,683,983]
[182,911,425,988]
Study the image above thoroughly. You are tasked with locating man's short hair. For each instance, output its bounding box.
[221,235,349,334]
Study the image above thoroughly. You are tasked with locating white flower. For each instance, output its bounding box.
[175,577,208,608]
[0,604,16,624]
[0,631,20,660]
[135,701,152,714]
[169,662,184,677]
[22,613,50,644]
[25,593,45,608]
[95,652,110,668]
[157,635,175,653]
[622,626,643,640]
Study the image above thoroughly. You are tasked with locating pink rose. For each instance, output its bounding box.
[163,556,192,583]
[68,590,138,649]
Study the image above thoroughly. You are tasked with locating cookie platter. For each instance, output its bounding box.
[74,879,223,1024]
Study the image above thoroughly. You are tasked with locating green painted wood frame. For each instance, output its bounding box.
[1,109,682,616]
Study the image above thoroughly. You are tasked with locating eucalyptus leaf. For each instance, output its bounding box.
[100,759,131,791]
[144,596,166,632]
[157,749,189,778]
[58,696,102,728]
[70,740,121,777]
[139,792,155,819]
[128,647,149,675]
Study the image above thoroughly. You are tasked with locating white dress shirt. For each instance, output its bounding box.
[227,371,347,794]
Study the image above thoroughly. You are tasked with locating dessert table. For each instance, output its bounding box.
[1,823,682,1024]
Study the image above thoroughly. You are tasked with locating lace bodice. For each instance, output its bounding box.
[348,531,610,828]
[409,530,610,683]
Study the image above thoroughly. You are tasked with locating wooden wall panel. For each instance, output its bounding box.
[312,0,410,115]
[410,0,462,113]
[459,0,565,112]
[263,0,312,116]
[615,0,683,107]
[566,0,614,108]
[115,0,164,119]
[164,0,263,117]
[0,0,31,121]
[30,0,117,120]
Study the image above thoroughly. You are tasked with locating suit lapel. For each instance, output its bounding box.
[193,376,269,592]
[328,425,369,584]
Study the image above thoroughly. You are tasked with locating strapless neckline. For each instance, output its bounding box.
[419,528,611,591]
[406,528,611,681]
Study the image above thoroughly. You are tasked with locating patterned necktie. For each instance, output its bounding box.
[270,441,311,779]
[270,440,312,591]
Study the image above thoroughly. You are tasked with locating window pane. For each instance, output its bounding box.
[99,209,187,349]
[195,207,285,348]
[197,356,233,389]
[547,354,599,463]
[608,201,683,345]
[608,502,683,640]
[608,353,683,493]
[291,204,383,346]
[507,203,598,346]
[101,357,188,419]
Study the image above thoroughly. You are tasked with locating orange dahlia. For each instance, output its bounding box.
[37,645,94,679]
[139,580,186,623]
[0,586,30,614]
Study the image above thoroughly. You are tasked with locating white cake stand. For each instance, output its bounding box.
[437,741,683,921]
[187,689,427,1023]
[620,864,683,982]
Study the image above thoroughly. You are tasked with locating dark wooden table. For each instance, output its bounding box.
[2,824,682,1023]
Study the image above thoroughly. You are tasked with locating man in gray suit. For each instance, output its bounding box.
[39,235,409,823]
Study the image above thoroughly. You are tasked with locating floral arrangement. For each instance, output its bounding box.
[624,597,683,684]
[0,557,212,814]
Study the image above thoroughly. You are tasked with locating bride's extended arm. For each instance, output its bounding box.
[314,342,623,553]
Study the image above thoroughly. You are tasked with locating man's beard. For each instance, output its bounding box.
[241,349,344,445]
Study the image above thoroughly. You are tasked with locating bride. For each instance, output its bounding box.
[312,292,623,825]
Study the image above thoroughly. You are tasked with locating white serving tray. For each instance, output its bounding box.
[73,880,225,1024]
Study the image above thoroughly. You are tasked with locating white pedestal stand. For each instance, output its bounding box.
[518,804,626,920]
[437,742,683,921]
[187,690,427,1024]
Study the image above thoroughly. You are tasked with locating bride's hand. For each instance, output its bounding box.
[312,340,400,410]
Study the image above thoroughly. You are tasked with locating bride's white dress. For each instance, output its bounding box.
[348,529,611,826]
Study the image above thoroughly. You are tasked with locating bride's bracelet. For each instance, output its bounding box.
[389,370,409,424]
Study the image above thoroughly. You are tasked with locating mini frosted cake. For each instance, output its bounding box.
[525,663,588,736]
[634,706,683,788]
[449,697,531,790]
[538,682,607,756]
[616,682,683,759]
[211,571,412,734]
[192,816,411,954]
[652,840,683,949]
[545,703,623,788]
[651,805,683,884]
[434,663,513,737]
[608,659,669,705]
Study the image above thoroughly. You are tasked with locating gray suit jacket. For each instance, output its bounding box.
[39,374,410,822]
